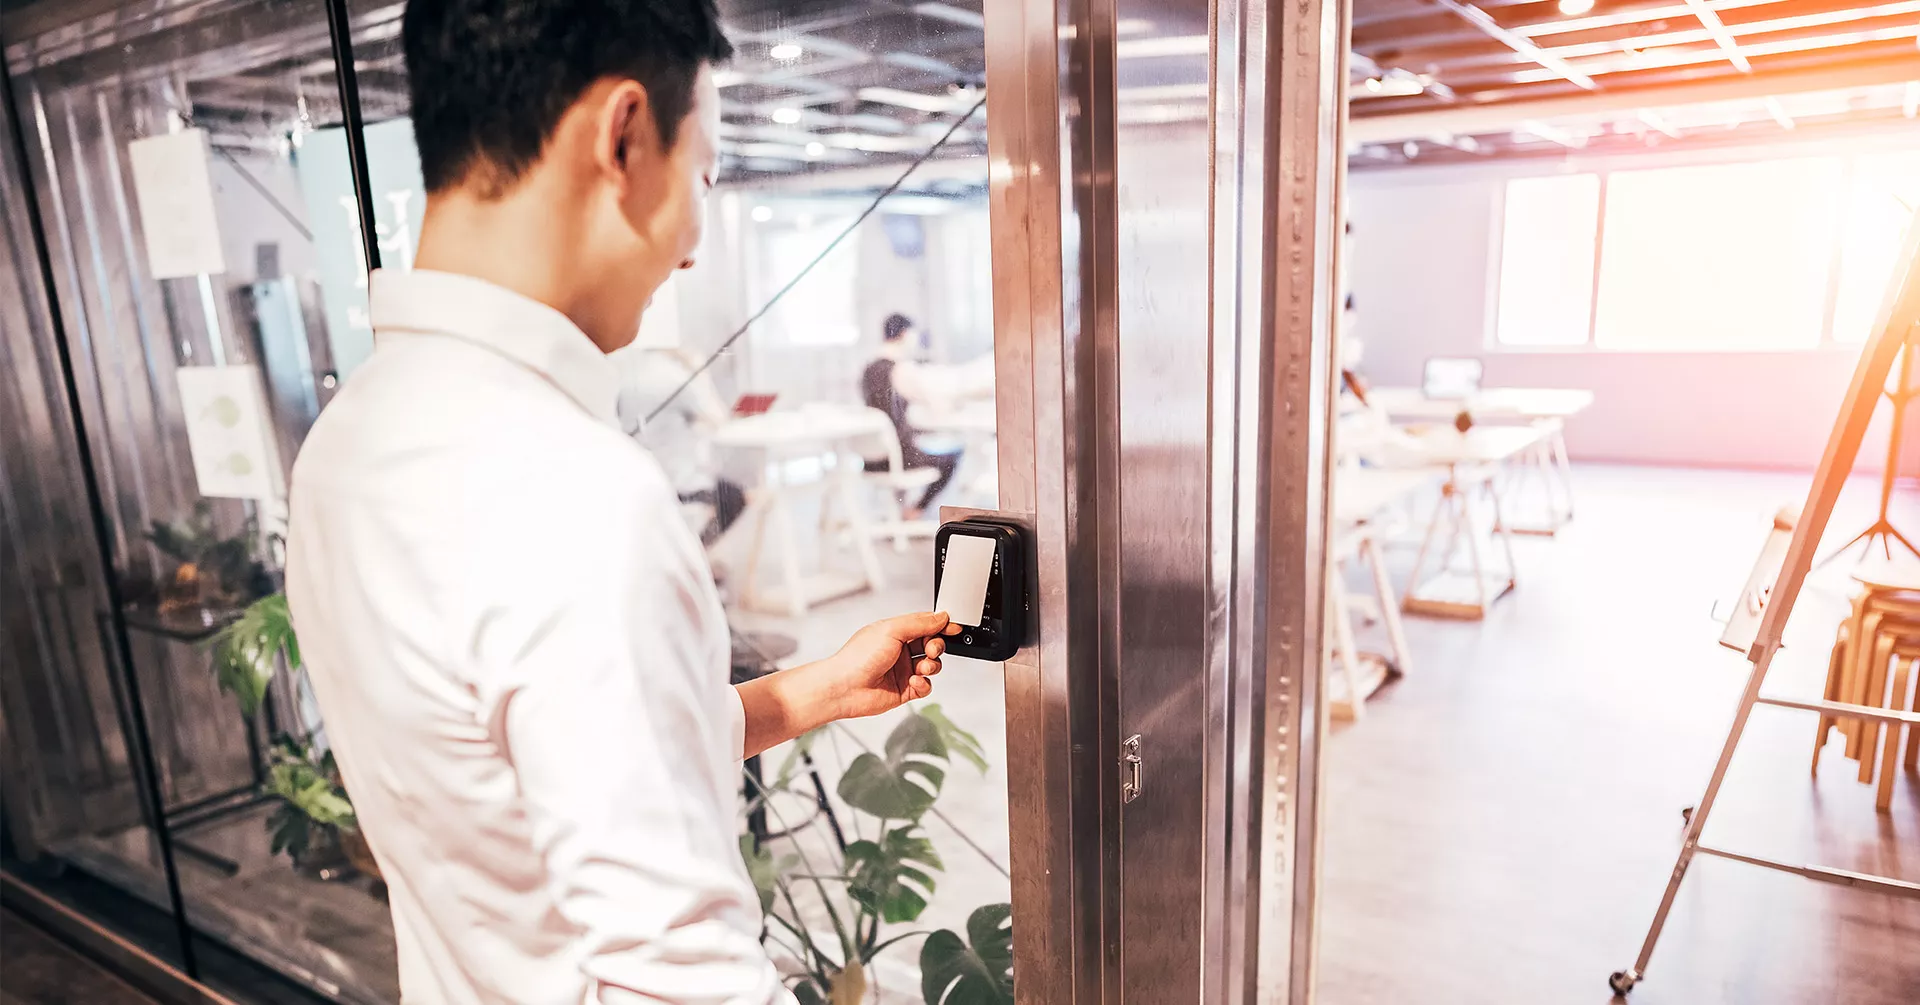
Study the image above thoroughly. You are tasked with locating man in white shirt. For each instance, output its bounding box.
[285,2,956,1002]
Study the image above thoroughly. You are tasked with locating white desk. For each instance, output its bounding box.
[1327,467,1440,719]
[1369,387,1594,536]
[714,405,890,618]
[911,400,998,505]
[1383,426,1544,620]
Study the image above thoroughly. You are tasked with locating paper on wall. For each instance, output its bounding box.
[935,534,997,628]
[176,366,281,500]
[127,129,228,279]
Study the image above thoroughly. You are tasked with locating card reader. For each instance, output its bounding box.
[933,517,1029,662]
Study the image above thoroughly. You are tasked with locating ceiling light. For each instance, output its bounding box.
[1402,141,1420,158]
[769,42,803,61]
[771,107,803,124]
[751,205,774,223]
[1558,0,1596,15]
[805,141,826,156]
[1365,77,1383,93]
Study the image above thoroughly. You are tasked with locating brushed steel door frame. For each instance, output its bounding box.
[982,0,1347,1001]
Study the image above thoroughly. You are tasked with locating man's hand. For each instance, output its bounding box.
[737,612,961,757]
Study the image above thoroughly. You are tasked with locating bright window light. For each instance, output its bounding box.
[769,42,803,61]
[1593,157,1843,351]
[1494,173,1600,347]
[1830,151,1920,344]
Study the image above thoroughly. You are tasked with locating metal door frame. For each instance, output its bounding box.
[981,0,1348,1001]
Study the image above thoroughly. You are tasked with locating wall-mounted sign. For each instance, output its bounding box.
[176,365,282,500]
[127,129,228,279]
[294,118,427,381]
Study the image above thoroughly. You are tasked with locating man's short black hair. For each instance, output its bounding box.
[403,0,734,194]
[882,313,915,342]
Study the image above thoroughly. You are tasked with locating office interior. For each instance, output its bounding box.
[0,0,1916,1003]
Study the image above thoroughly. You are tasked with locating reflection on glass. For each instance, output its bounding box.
[4,0,1007,1000]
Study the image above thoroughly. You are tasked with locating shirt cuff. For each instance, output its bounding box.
[730,683,748,762]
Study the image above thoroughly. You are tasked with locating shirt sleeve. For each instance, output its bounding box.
[480,478,786,1005]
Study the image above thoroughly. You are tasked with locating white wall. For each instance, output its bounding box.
[1348,134,1920,473]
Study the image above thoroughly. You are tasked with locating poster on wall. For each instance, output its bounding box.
[127,129,228,279]
[176,366,282,500]
[293,118,427,381]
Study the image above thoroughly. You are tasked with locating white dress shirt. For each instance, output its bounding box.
[286,269,788,1005]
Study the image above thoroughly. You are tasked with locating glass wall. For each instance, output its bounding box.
[4,1,1006,1002]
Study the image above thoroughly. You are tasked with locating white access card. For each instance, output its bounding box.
[935,534,998,628]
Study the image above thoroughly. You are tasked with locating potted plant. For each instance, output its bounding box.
[741,708,1013,1005]
[142,501,275,611]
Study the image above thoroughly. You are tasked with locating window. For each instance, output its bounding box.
[1494,174,1599,347]
[1831,151,1920,344]
[1595,158,1842,351]
[759,215,861,346]
[1491,150,1918,351]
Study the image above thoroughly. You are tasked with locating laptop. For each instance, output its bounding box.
[1421,357,1484,401]
[733,393,779,417]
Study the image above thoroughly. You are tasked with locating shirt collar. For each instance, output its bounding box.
[370,269,622,428]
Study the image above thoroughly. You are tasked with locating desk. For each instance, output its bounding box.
[1369,387,1594,535]
[1327,467,1439,719]
[1387,426,1543,620]
[714,405,889,618]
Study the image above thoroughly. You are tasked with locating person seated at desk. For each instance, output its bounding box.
[861,313,963,520]
[615,345,745,544]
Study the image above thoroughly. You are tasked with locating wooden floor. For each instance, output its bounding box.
[1317,465,1920,1005]
[0,909,158,1005]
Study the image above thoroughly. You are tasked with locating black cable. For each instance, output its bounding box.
[645,90,988,424]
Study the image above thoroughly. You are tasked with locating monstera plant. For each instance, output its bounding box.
[210,592,366,875]
[741,707,1014,1005]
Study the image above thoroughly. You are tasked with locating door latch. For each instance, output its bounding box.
[1121,734,1143,804]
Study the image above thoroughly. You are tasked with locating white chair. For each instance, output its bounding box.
[855,409,940,552]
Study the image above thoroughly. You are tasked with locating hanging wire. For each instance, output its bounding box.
[643,89,989,424]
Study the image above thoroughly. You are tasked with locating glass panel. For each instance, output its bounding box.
[4,0,390,999]
[1831,150,1920,345]
[1494,174,1598,347]
[1594,157,1843,352]
[0,62,191,973]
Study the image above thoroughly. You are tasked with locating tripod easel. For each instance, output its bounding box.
[1817,334,1918,567]
[1609,211,1920,997]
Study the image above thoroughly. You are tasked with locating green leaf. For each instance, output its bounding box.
[919,705,989,775]
[837,713,947,820]
[740,835,778,913]
[792,978,829,1005]
[845,825,943,924]
[208,593,298,719]
[774,726,825,790]
[921,904,1014,1005]
[263,735,357,830]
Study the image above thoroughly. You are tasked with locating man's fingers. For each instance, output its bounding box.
[908,676,934,700]
[915,656,943,677]
[925,636,946,660]
[879,610,952,642]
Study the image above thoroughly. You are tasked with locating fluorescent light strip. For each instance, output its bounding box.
[858,86,974,114]
[1430,0,1599,91]
[1682,0,1754,72]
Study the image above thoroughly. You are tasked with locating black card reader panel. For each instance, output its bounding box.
[933,517,1029,662]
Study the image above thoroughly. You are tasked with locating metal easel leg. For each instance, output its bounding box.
[1610,640,1784,996]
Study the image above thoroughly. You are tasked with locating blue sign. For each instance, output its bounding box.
[293,118,427,380]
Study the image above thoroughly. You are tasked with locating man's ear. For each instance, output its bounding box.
[596,81,660,184]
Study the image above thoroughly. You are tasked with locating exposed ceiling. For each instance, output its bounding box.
[1348,0,1920,163]
[3,0,1914,179]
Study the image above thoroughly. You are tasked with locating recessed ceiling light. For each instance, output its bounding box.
[769,42,803,61]
[1558,0,1595,15]
[1365,77,1383,93]
[752,205,774,223]
[771,107,803,124]
[805,141,826,156]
